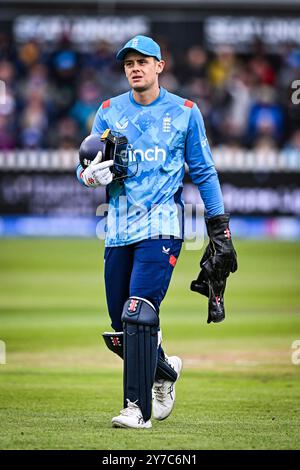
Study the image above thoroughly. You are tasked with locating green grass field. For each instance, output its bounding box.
[0,239,300,450]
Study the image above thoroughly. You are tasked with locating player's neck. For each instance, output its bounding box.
[132,84,160,106]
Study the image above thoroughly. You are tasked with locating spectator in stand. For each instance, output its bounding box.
[19,79,49,148]
[45,115,79,149]
[176,45,207,85]
[70,80,100,137]
[220,67,253,144]
[283,130,300,155]
[208,45,237,89]
[0,32,15,61]
[249,54,276,86]
[253,135,278,152]
[83,40,115,72]
[158,46,179,93]
[0,33,298,152]
[0,60,15,89]
[16,41,41,76]
[278,46,300,140]
[0,115,15,149]
[57,136,78,150]
[50,41,79,118]
[0,60,16,149]
[247,85,284,145]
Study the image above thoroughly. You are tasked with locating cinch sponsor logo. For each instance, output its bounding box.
[123,145,167,162]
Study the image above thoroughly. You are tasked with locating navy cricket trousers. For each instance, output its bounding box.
[104,237,183,331]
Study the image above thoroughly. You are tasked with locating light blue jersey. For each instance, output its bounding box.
[77,87,224,246]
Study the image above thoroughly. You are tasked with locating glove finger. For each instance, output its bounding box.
[231,253,238,273]
[190,268,209,297]
[213,255,233,280]
[94,159,114,170]
[99,167,111,178]
[207,282,225,324]
[102,172,113,185]
[201,257,215,279]
[190,279,209,297]
[200,243,213,268]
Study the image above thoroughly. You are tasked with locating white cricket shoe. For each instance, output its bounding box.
[112,399,152,429]
[152,356,182,421]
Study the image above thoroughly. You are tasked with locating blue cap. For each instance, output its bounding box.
[116,35,161,62]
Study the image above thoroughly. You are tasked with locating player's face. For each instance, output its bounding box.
[124,53,165,92]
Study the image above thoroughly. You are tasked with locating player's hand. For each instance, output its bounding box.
[191,242,227,323]
[201,213,237,281]
[82,152,114,188]
[190,214,237,324]
[190,242,212,297]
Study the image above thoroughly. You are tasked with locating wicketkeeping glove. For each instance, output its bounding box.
[82,152,114,188]
[191,213,237,323]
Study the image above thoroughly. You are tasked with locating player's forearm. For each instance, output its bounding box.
[198,171,224,218]
[76,164,88,187]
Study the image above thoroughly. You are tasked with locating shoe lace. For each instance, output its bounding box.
[153,381,174,403]
[120,399,141,417]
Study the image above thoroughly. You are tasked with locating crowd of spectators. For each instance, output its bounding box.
[0,30,300,152]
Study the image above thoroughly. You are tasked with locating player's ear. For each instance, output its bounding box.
[156,60,165,75]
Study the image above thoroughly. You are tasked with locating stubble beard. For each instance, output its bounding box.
[131,83,148,93]
[130,76,156,93]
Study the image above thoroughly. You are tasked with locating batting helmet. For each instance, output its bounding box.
[79,134,106,169]
[78,129,137,180]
